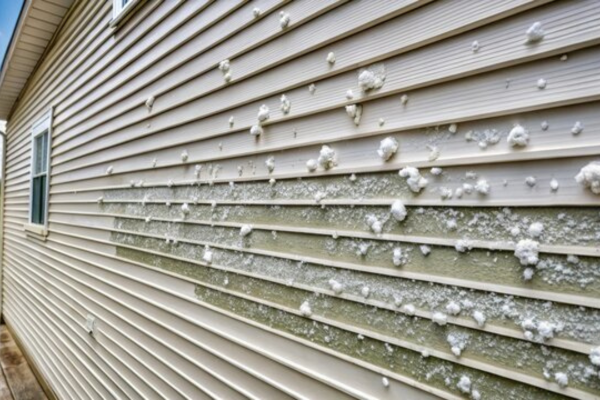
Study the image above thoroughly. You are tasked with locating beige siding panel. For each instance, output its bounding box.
[3,258,189,400]
[5,232,434,399]
[3,291,98,399]
[44,206,600,300]
[51,0,594,167]
[5,2,111,148]
[6,281,114,399]
[19,0,214,135]
[2,1,600,399]
[6,0,162,146]
[4,1,108,149]
[48,39,600,182]
[4,254,145,399]
[51,0,426,146]
[48,0,564,171]
[50,22,600,180]
[49,0,338,137]
[3,268,156,399]
[43,216,600,352]
[7,249,315,400]
[52,0,271,121]
[41,233,600,398]
[5,0,244,162]
[52,0,533,153]
[4,310,79,399]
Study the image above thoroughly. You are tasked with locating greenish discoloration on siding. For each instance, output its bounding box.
[113,231,600,344]
[115,245,600,397]
[193,285,570,400]
[103,199,600,249]
[105,172,600,399]
[111,216,600,299]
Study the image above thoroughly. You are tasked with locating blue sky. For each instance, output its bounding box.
[0,0,24,67]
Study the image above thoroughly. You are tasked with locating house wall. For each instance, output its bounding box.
[2,0,600,399]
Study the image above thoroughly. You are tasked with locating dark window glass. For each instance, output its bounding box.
[31,175,46,224]
[31,130,49,225]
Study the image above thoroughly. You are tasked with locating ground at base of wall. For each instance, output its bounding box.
[0,325,47,400]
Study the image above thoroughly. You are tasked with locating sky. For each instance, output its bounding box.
[0,0,24,69]
[1,0,24,134]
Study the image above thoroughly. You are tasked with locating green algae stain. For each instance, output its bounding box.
[193,284,570,400]
[115,245,599,397]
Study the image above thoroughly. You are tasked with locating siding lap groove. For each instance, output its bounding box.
[4,253,174,399]
[39,221,600,350]
[7,247,290,400]
[6,231,596,399]
[3,236,363,400]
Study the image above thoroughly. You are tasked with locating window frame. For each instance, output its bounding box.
[28,110,52,229]
[111,0,139,25]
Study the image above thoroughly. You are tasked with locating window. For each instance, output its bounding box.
[113,0,135,20]
[29,111,52,226]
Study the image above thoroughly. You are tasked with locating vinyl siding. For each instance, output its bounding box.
[2,0,600,399]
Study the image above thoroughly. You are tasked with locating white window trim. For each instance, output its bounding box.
[111,0,140,27]
[27,109,52,233]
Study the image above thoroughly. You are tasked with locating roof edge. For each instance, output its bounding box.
[0,0,75,121]
[0,0,30,120]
